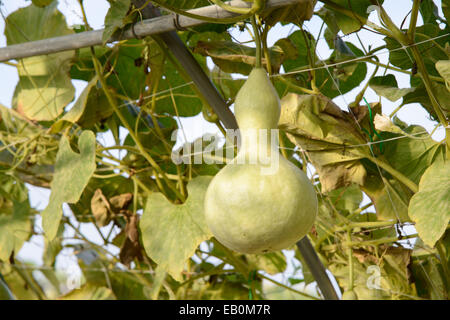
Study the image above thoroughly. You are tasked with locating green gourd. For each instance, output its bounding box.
[204,68,318,254]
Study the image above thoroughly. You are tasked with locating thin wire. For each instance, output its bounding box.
[302,23,408,240]
[108,32,448,112]
[2,263,156,275]
[272,33,449,78]
[166,125,448,160]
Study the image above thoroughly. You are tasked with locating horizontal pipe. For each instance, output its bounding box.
[0,0,299,62]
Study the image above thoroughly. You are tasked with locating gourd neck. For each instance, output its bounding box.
[237,128,279,159]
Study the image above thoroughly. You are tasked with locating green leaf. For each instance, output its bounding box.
[32,0,55,7]
[294,249,315,285]
[326,184,363,214]
[193,40,285,75]
[0,200,32,261]
[403,81,450,120]
[411,237,448,299]
[444,0,450,22]
[262,0,315,26]
[106,40,147,100]
[435,60,450,90]
[102,0,131,44]
[369,75,415,102]
[5,2,75,121]
[42,131,97,240]
[381,125,445,185]
[246,251,287,275]
[384,24,448,76]
[43,238,63,267]
[148,41,204,116]
[210,67,245,102]
[317,42,367,99]
[0,262,41,299]
[419,0,439,24]
[62,283,115,300]
[317,7,340,36]
[70,46,110,81]
[281,30,313,74]
[361,173,412,221]
[153,0,210,9]
[51,77,114,133]
[147,265,166,300]
[324,0,377,35]
[408,160,450,247]
[0,275,15,300]
[140,176,213,281]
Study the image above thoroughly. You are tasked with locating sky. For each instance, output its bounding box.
[0,0,446,298]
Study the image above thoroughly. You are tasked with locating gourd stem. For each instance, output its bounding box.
[251,15,262,68]
[346,231,354,291]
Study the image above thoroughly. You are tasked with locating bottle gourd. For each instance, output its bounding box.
[204,68,318,254]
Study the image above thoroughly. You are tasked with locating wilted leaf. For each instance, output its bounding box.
[374,114,405,134]
[140,176,213,281]
[409,160,450,247]
[69,175,134,222]
[279,93,368,192]
[110,193,133,211]
[119,213,143,267]
[329,245,413,300]
[91,189,112,227]
[42,131,96,240]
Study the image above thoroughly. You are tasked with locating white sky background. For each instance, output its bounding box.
[0,0,446,298]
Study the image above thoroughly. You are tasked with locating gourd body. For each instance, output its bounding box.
[204,68,318,254]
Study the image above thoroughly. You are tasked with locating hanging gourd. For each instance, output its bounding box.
[204,17,318,254]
